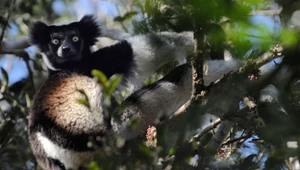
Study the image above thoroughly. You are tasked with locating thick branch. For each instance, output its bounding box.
[0,49,30,59]
[1,37,31,51]
[171,47,282,131]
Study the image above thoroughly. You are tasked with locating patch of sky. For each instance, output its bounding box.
[246,14,281,51]
[52,0,66,15]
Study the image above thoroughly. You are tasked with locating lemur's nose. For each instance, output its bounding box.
[62,46,70,52]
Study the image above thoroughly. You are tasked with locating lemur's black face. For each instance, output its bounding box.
[30,15,101,71]
[48,28,83,63]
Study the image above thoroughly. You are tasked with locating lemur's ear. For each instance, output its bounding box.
[30,21,49,50]
[78,15,101,46]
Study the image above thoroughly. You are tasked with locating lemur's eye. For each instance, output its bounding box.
[72,36,79,42]
[52,39,60,45]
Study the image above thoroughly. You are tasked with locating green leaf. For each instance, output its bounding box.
[77,98,90,109]
[114,11,137,22]
[1,68,9,88]
[168,147,176,156]
[88,161,101,170]
[91,69,107,87]
[123,12,138,20]
[279,29,298,47]
[113,16,123,22]
[107,74,122,95]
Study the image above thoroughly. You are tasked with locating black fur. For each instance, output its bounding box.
[77,15,101,46]
[30,15,134,78]
[30,21,49,51]
[49,158,66,170]
[30,15,100,49]
[29,109,103,152]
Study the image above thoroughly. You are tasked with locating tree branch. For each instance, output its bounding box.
[1,37,31,51]
[206,120,233,150]
[189,119,221,142]
[170,45,282,131]
[0,49,29,59]
[250,6,283,16]
[221,134,252,146]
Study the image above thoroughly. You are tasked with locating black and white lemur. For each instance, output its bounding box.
[28,15,242,170]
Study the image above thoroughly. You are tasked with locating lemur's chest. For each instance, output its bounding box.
[36,73,106,135]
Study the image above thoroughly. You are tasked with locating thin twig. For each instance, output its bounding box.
[221,134,252,146]
[189,118,221,142]
[0,0,16,44]
[24,58,36,93]
[3,91,28,114]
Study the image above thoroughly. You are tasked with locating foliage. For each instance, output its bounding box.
[0,0,300,169]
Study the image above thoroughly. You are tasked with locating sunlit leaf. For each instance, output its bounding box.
[279,29,298,47]
[1,68,9,88]
[107,74,122,95]
[92,70,107,87]
[168,147,176,156]
[114,11,138,22]
[88,161,101,170]
[77,98,90,108]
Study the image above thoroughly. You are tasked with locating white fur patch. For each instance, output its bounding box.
[36,132,92,170]
[204,60,243,85]
[124,32,194,89]
[42,53,61,71]
[57,46,63,57]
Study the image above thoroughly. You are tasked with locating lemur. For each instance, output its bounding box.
[28,15,242,170]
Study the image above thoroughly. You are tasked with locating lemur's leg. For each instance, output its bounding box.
[111,64,193,140]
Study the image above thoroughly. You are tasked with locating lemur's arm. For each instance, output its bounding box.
[92,31,195,89]
[99,27,195,73]
[98,26,243,87]
[124,32,194,81]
